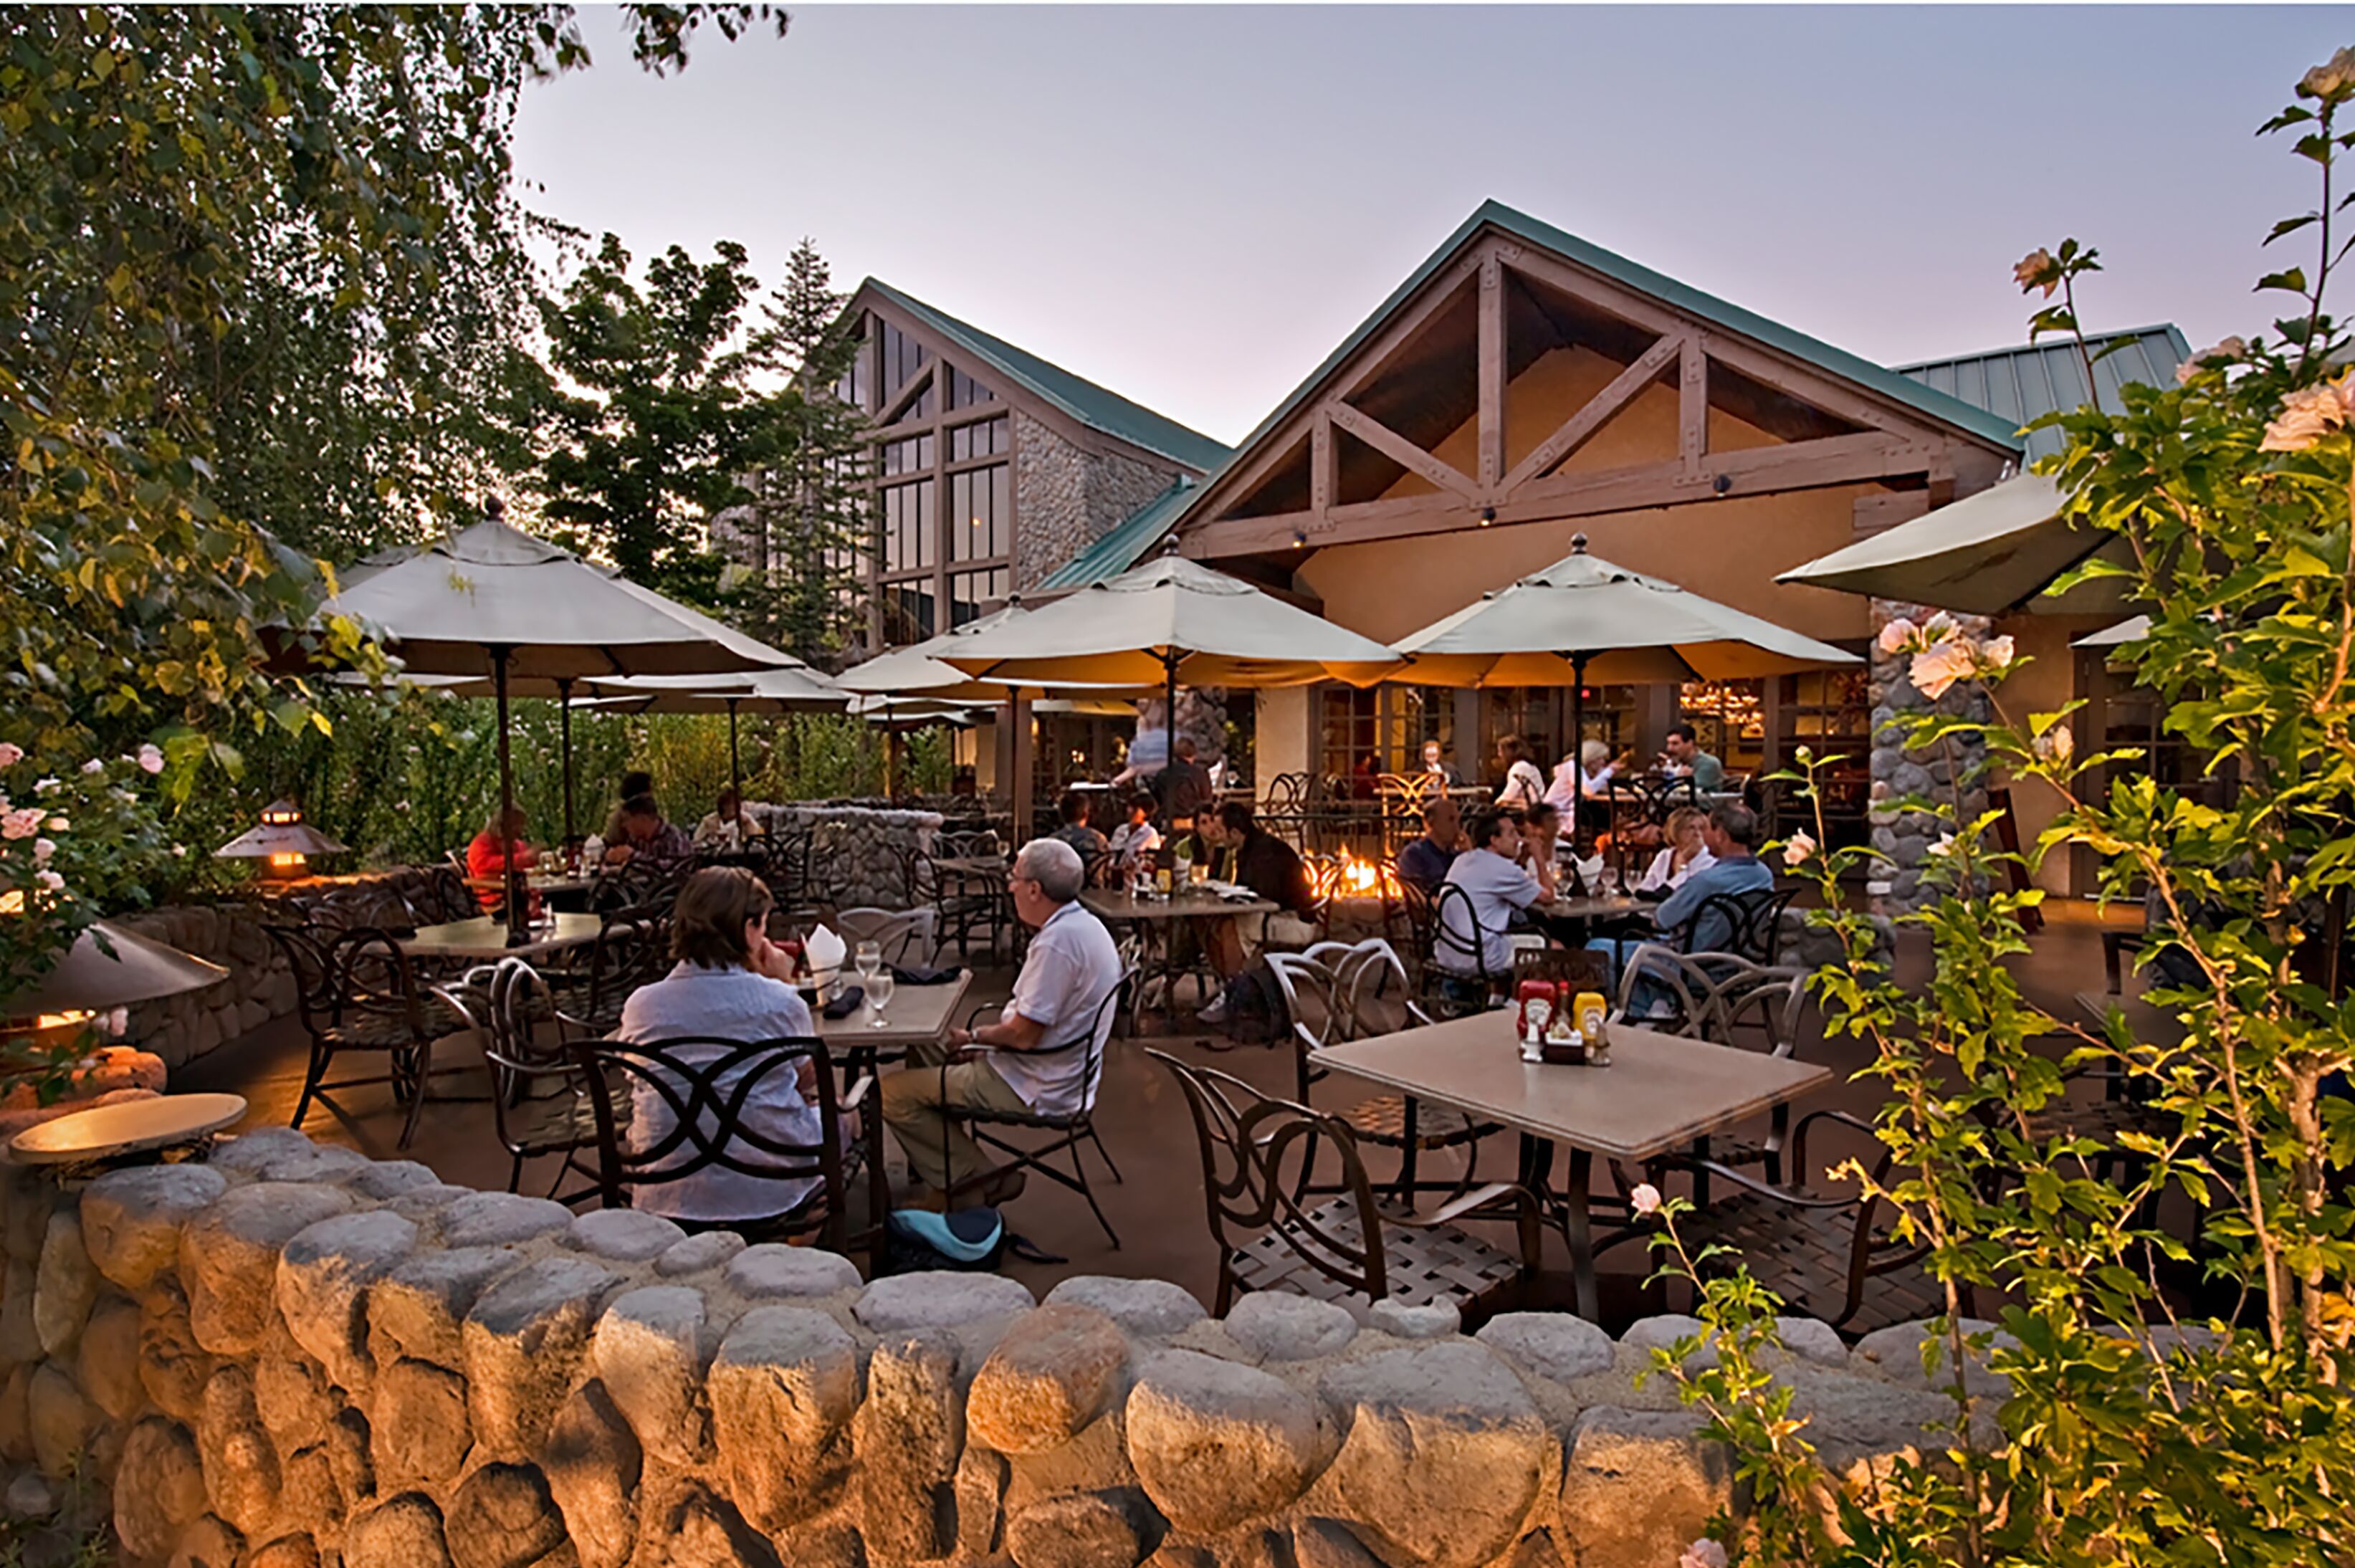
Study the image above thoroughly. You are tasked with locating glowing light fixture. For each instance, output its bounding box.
[213,798,348,881]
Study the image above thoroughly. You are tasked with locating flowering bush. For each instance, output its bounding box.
[1661,53,2355,1566]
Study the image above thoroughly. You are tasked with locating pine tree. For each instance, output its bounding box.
[744,239,874,666]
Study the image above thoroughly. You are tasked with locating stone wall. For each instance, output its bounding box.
[1866,599,1992,916]
[0,1125,2033,1568]
[750,804,942,909]
[1012,411,1186,595]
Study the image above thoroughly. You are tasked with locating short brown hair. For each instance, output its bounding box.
[671,866,773,969]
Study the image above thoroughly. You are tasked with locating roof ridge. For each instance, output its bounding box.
[857,278,1229,473]
[1893,323,2190,373]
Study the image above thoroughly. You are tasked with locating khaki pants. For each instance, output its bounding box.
[879,1037,1032,1194]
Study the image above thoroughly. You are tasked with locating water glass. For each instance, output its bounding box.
[854,941,883,983]
[866,969,896,1026]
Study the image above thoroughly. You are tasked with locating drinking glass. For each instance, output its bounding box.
[1174,841,1194,883]
[866,969,896,1027]
[854,941,883,984]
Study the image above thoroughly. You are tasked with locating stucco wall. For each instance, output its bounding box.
[0,1126,2033,1568]
[1987,613,2108,897]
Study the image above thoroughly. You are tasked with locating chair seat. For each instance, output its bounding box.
[327,995,469,1051]
[2020,1094,2172,1147]
[1677,1192,1944,1334]
[512,1091,624,1158]
[542,977,626,1033]
[1229,1197,1520,1312]
[1339,1095,1498,1149]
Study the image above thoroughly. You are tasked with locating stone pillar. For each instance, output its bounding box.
[1866,599,1992,915]
[1134,689,1229,768]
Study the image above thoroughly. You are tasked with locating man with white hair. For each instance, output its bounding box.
[880,836,1123,1205]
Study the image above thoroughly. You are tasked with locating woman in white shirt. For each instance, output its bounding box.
[1494,735,1547,810]
[1635,805,1715,893]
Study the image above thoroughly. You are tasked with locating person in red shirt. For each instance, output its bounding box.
[467,806,540,912]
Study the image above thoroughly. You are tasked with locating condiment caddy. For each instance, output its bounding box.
[1514,979,1613,1067]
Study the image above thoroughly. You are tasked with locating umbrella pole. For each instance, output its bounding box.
[1163,650,1180,782]
[558,678,575,848]
[1570,652,1589,856]
[493,646,525,946]
[727,699,742,802]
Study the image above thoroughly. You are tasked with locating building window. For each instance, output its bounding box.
[881,434,935,477]
[950,568,1008,627]
[945,366,995,411]
[949,464,1010,563]
[881,580,936,645]
[882,479,935,573]
[950,415,1009,461]
[832,317,872,411]
[878,320,929,399]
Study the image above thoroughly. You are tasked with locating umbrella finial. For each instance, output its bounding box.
[484,495,506,525]
[1160,533,1182,558]
[1570,532,1589,553]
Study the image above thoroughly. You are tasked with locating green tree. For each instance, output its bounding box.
[532,232,783,601]
[737,239,874,666]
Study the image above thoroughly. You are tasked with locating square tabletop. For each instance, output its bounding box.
[1549,894,1651,922]
[932,856,1009,879]
[1081,887,1279,923]
[1315,1009,1831,1163]
[817,968,973,1051]
[397,913,606,962]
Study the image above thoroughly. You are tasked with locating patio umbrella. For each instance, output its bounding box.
[4,921,226,1024]
[289,506,791,942]
[583,666,850,800]
[1393,533,1860,828]
[836,601,1036,702]
[938,548,1403,781]
[2073,614,2150,650]
[1774,472,2133,617]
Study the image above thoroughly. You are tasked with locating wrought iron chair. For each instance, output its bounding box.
[833,906,939,969]
[942,969,1137,1247]
[545,908,668,1036]
[434,961,606,1205]
[570,1033,885,1271]
[1646,1108,1959,1334]
[1423,881,1506,1017]
[1661,884,1801,966]
[265,924,472,1149]
[1148,1049,1529,1318]
[904,845,1006,959]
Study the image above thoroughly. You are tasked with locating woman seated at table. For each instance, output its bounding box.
[613,866,830,1225]
[1633,805,1714,895]
[1107,792,1162,879]
[694,787,766,851]
[466,806,539,912]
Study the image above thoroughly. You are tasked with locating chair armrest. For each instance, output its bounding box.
[1644,1150,1857,1210]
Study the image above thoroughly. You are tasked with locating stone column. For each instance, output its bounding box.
[1867,599,1992,916]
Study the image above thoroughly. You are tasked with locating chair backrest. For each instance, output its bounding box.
[575,909,669,1020]
[326,927,428,1032]
[264,924,342,1034]
[1513,944,1611,994]
[1429,881,1496,981]
[1146,1048,1390,1304]
[1671,884,1796,964]
[569,1033,849,1240]
[1615,946,1805,1052]
[1264,950,1345,1099]
[834,907,937,968]
[425,866,482,923]
[1332,938,1425,1041]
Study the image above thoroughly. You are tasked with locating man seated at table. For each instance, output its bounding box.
[466,806,539,913]
[613,866,828,1225]
[1435,808,1553,986]
[1610,801,1774,1013]
[1154,735,1217,828]
[1420,738,1463,788]
[606,793,693,871]
[1660,723,1727,792]
[1195,800,1318,1025]
[694,787,767,851]
[1397,796,1466,893]
[1049,790,1109,869]
[1107,792,1162,879]
[602,769,655,846]
[882,838,1121,1207]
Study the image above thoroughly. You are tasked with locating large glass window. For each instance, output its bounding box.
[949,464,1010,563]
[880,434,935,477]
[878,321,929,398]
[832,328,871,411]
[945,367,995,411]
[950,416,1009,461]
[1678,679,1767,775]
[882,479,935,573]
[881,581,936,645]
[1776,670,1868,847]
[949,568,1008,627]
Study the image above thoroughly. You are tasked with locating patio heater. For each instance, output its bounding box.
[213,798,349,881]
[1,917,226,1046]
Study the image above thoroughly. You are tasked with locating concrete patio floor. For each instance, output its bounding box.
[170,898,2146,1331]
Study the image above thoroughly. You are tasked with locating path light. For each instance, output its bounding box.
[214,798,348,881]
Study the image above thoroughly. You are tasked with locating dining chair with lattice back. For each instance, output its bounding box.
[433,961,605,1205]
[264,924,472,1149]
[833,907,938,969]
[1424,881,1505,1017]
[942,968,1137,1247]
[1147,1048,1530,1318]
[569,1032,885,1271]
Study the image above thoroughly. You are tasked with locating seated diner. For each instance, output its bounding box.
[466,805,539,912]
[606,793,693,870]
[1436,808,1554,980]
[1396,796,1466,893]
[694,787,767,851]
[1107,792,1162,877]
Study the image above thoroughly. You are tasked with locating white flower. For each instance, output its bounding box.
[1793,744,1813,763]
[32,838,53,865]
[0,743,21,769]
[44,816,67,833]
[79,759,104,776]
[1782,830,1817,869]
[1979,634,2015,672]
[2260,374,2355,453]
[137,744,164,775]
[2302,46,2355,100]
[1678,1541,1729,1568]
[2032,724,2075,765]
[1921,611,1959,641]
[33,869,62,892]
[103,1008,128,1036]
[1909,639,1979,700]
[32,778,57,795]
[395,800,411,815]
[1876,617,1918,655]
[1928,833,1956,859]
[1630,1182,1662,1216]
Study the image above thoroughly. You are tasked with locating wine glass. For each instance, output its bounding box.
[866,968,896,1028]
[854,940,883,986]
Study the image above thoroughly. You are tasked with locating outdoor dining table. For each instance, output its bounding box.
[813,967,973,1058]
[397,912,606,963]
[1317,1008,1831,1319]
[1079,884,1279,1031]
[469,871,601,911]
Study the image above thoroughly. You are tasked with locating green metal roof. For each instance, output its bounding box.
[1048,198,2029,585]
[859,279,1231,474]
[1896,325,2189,464]
[1036,477,1200,593]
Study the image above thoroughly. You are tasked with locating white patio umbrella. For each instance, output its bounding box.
[1393,533,1860,827]
[2073,615,2151,650]
[837,602,1036,702]
[288,506,793,941]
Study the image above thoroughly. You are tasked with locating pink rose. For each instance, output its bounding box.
[33,869,63,893]
[1979,634,2015,672]
[0,743,21,770]
[2260,376,2355,453]
[1,808,41,841]
[1679,1542,1729,1568]
[2032,724,2075,765]
[1782,830,1817,869]
[32,838,52,864]
[79,758,104,775]
[2302,46,2355,100]
[1909,639,1979,700]
[44,816,67,833]
[2013,247,2059,298]
[1876,617,1917,655]
[138,744,165,775]
[1630,1182,1662,1216]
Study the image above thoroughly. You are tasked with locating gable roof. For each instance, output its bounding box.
[856,279,1230,474]
[1051,198,2027,585]
[1896,325,2190,464]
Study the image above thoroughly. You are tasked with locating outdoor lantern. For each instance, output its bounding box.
[213,798,348,880]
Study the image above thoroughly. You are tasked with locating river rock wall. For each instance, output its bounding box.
[0,1126,2022,1568]
[748,804,942,909]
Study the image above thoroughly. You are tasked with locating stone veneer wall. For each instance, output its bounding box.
[748,805,940,909]
[1011,411,1185,595]
[1866,599,1993,916]
[0,1124,2039,1568]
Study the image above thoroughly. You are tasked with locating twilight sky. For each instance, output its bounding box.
[514,6,2348,446]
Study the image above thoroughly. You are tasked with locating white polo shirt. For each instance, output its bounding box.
[1436,848,1543,976]
[988,899,1123,1116]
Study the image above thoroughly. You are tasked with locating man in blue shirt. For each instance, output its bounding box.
[1396,797,1466,893]
[1613,801,1775,1014]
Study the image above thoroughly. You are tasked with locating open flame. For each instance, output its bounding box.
[1310,851,1400,902]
